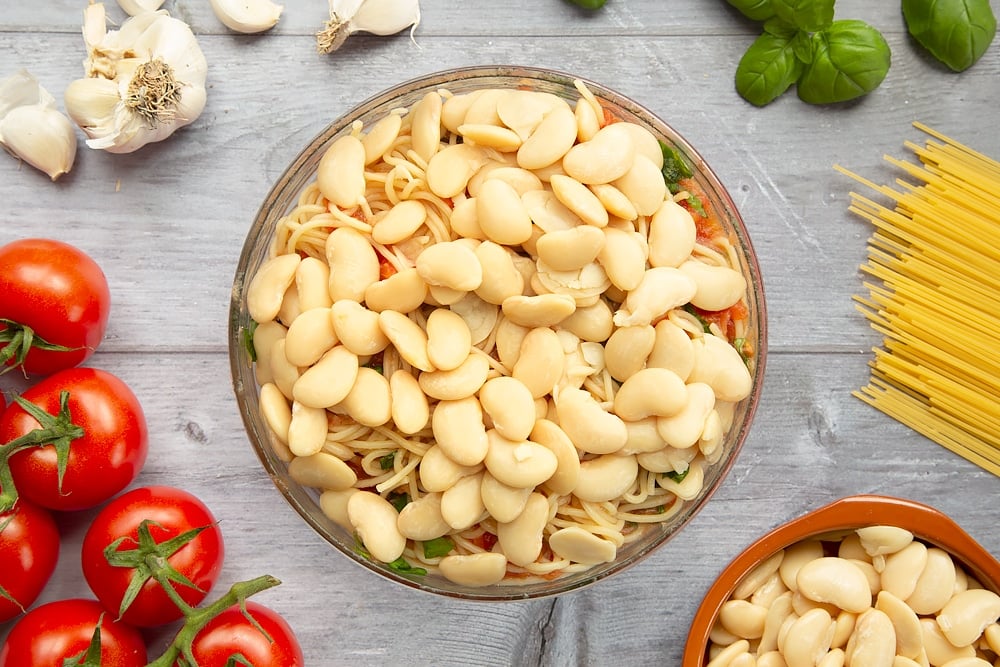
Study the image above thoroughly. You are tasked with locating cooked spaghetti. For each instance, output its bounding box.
[246,81,758,585]
[836,123,1000,477]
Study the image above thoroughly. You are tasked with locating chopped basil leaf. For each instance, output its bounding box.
[388,491,410,512]
[686,193,707,218]
[422,536,455,559]
[242,321,258,363]
[664,468,690,483]
[379,452,396,470]
[683,304,712,333]
[387,557,427,576]
[659,141,693,192]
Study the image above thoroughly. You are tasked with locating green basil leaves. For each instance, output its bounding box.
[902,0,997,71]
[797,20,893,104]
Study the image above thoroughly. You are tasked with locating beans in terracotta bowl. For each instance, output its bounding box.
[683,494,1000,666]
[228,65,766,600]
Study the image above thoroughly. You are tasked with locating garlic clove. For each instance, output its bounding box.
[0,105,78,181]
[209,0,284,34]
[64,77,121,130]
[117,0,166,16]
[317,0,421,53]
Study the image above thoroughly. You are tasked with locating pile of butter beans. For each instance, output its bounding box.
[245,81,756,586]
[706,525,1000,667]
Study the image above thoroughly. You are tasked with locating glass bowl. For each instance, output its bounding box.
[228,65,767,600]
[683,494,1000,665]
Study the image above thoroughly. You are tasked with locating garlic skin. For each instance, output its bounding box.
[210,0,284,34]
[0,70,77,181]
[317,0,421,54]
[64,2,208,154]
[117,0,166,16]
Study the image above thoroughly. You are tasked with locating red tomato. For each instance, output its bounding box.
[0,368,148,511]
[0,598,147,667]
[82,485,225,628]
[0,499,60,623]
[0,238,111,376]
[184,601,304,667]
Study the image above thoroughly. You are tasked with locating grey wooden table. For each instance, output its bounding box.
[2,1,999,665]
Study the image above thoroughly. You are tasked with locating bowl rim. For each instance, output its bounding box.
[229,64,769,600]
[682,493,1000,665]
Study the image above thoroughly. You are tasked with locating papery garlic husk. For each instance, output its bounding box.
[65,2,208,154]
[210,0,284,34]
[117,0,166,16]
[0,69,78,181]
[317,0,421,54]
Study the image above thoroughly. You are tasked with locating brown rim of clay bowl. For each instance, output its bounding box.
[682,494,1000,665]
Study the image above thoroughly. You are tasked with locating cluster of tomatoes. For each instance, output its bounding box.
[0,239,303,665]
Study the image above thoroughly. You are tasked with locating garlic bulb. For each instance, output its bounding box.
[317,0,421,54]
[64,2,208,154]
[117,0,166,16]
[210,0,284,34]
[0,70,77,181]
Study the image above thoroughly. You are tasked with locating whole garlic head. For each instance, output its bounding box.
[64,2,208,154]
[0,69,78,181]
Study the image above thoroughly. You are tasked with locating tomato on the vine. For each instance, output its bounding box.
[0,238,111,376]
[0,367,148,511]
[0,499,60,623]
[82,485,225,628]
[184,601,305,667]
[0,598,147,667]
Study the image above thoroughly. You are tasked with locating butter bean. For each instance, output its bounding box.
[432,397,489,466]
[484,430,558,489]
[535,225,606,272]
[496,317,530,369]
[549,173,609,227]
[875,590,923,660]
[751,572,792,609]
[680,260,748,312]
[284,307,338,367]
[502,293,576,328]
[480,471,533,523]
[656,382,716,449]
[522,189,581,233]
[517,104,577,170]
[984,622,1000,654]
[276,282,301,326]
[844,608,896,667]
[937,589,1000,648]
[781,607,835,667]
[340,366,392,427]
[459,123,521,151]
[612,267,697,328]
[441,90,484,134]
[419,444,482,493]
[252,320,287,385]
[920,618,976,665]
[439,552,508,587]
[317,134,366,208]
[419,352,490,400]
[613,367,687,421]
[449,293,499,346]
[388,370,429,434]
[361,112,402,164]
[259,382,291,443]
[796,557,874,613]
[562,122,635,185]
[649,319,696,381]
[379,310,434,372]
[817,649,845,667]
[557,386,628,454]
[530,419,581,496]
[688,333,753,402]
[906,548,957,614]
[372,199,427,245]
[648,199,697,268]
[548,526,617,565]
[598,226,647,292]
[319,488,360,530]
[326,227,380,303]
[856,526,914,558]
[611,154,667,216]
[409,91,443,161]
[441,472,486,530]
[734,550,786,600]
[286,400,328,456]
[427,284,466,306]
[756,651,787,667]
[656,459,704,500]
[449,196,484,240]
[347,491,406,563]
[364,267,428,314]
[469,178,533,246]
[720,599,768,639]
[288,451,357,491]
[480,166,544,197]
[881,541,928,601]
[590,183,638,221]
[636,445,696,475]
[296,256,333,311]
[707,640,751,667]
[617,122,664,168]
[269,339,300,399]
[558,299,614,343]
[420,308,471,372]
[479,376,536,442]
[426,143,490,198]
[463,88,507,126]
[497,492,549,567]
[758,591,794,654]
[396,492,450,541]
[473,241,524,305]
[292,345,359,409]
[247,253,301,323]
[573,454,638,503]
[512,327,565,398]
[416,241,483,293]
[604,325,655,382]
[780,540,825,592]
[573,98,601,142]
[830,610,857,650]
[331,299,390,356]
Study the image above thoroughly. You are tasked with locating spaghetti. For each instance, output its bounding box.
[836,122,1000,476]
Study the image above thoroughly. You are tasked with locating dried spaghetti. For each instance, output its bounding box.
[835,122,1000,476]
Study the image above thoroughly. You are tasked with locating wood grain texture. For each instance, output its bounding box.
[2,1,999,665]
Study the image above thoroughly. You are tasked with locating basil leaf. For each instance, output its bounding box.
[762,17,799,39]
[659,141,693,191]
[387,557,427,576]
[771,0,834,32]
[726,0,776,22]
[796,20,891,105]
[902,0,997,72]
[735,31,804,106]
[422,536,455,559]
